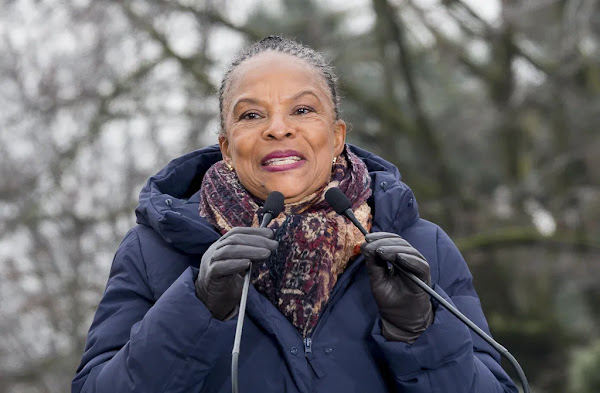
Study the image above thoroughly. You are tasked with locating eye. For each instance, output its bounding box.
[294,106,314,115]
[240,111,262,121]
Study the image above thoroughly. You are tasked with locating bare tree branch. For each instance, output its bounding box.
[115,1,217,92]
[372,0,462,228]
[456,227,600,254]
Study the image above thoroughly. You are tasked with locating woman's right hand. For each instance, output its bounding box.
[195,227,278,320]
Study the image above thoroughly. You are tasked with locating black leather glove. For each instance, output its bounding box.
[195,227,277,320]
[361,232,433,343]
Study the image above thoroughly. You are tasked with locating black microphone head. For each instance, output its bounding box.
[264,191,285,217]
[325,188,352,215]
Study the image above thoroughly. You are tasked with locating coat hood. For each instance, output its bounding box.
[135,144,419,255]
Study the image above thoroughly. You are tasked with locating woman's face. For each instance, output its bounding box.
[220,52,346,203]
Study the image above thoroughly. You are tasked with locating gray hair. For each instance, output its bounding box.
[218,35,340,135]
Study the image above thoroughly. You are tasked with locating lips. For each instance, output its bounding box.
[261,150,305,166]
[261,150,306,172]
[263,156,302,166]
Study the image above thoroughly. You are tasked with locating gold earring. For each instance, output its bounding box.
[332,156,337,165]
[225,161,233,171]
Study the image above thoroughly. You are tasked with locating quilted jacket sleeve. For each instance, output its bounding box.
[72,229,236,393]
[372,226,519,393]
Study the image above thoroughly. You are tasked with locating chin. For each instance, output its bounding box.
[280,186,318,203]
[264,177,324,203]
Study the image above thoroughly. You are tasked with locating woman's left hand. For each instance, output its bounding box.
[361,232,434,343]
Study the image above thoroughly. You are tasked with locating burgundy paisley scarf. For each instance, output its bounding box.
[199,148,372,337]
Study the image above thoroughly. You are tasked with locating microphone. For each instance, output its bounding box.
[325,187,530,393]
[232,191,284,393]
[325,188,368,236]
[260,191,285,228]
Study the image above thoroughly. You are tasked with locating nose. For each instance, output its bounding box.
[263,112,296,140]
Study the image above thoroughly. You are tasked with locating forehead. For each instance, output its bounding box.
[225,51,331,103]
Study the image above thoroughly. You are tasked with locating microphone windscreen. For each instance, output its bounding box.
[325,188,352,215]
[264,191,285,217]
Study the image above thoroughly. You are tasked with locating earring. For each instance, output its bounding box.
[225,161,233,171]
[332,156,337,165]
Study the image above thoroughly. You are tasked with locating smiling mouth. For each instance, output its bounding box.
[262,156,303,166]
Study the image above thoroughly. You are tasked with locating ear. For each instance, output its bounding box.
[333,120,347,156]
[219,135,232,164]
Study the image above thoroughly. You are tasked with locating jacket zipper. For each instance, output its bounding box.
[304,337,312,355]
[302,255,365,357]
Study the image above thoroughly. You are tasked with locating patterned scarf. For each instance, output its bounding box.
[199,148,372,337]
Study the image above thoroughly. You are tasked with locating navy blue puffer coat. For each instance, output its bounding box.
[73,144,518,393]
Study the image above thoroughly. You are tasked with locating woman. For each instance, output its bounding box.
[73,36,517,393]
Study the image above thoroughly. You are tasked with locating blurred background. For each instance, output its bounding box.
[1,0,599,392]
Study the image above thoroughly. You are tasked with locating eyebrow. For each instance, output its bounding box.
[232,98,264,114]
[290,90,322,103]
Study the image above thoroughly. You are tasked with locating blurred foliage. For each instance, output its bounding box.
[569,340,600,393]
[0,0,599,392]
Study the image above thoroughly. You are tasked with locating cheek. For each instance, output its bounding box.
[227,133,254,163]
[309,133,337,176]
[313,129,337,157]
[227,136,266,192]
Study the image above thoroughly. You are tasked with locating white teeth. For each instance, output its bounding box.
[264,156,302,166]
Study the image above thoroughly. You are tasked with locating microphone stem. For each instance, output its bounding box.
[344,209,368,236]
[260,212,274,229]
[231,268,251,393]
[231,211,274,393]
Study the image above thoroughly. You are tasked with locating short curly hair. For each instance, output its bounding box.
[218,35,340,135]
